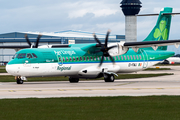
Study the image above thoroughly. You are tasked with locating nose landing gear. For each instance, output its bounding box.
[15,76,24,84]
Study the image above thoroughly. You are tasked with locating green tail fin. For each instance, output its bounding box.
[143,7,173,50]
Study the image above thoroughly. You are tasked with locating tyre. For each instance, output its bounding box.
[69,78,79,83]
[16,79,23,84]
[104,74,115,82]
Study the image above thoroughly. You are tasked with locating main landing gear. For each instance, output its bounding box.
[104,74,115,82]
[15,76,24,84]
[69,74,115,83]
[69,77,79,83]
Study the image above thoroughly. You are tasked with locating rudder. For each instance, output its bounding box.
[143,7,173,50]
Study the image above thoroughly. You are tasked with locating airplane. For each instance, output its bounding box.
[4,7,180,84]
[162,54,180,64]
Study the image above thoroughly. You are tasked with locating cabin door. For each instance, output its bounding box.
[57,54,63,66]
[140,49,148,68]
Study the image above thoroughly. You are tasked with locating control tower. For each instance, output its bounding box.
[120,0,142,42]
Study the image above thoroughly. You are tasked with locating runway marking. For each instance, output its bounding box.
[115,82,137,86]
[108,89,115,90]
[8,90,16,92]
[84,89,92,91]
[157,88,164,90]
[1,87,180,93]
[58,89,66,91]
[133,88,140,90]
[34,90,42,92]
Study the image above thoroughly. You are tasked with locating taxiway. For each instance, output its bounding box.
[0,66,180,99]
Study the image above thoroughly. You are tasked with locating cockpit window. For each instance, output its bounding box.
[27,53,33,58]
[17,53,26,59]
[32,53,37,58]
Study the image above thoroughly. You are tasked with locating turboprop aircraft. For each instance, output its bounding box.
[4,7,180,84]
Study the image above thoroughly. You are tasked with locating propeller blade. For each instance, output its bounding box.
[109,55,115,65]
[107,45,117,51]
[94,30,115,67]
[105,30,110,47]
[25,34,32,47]
[99,54,104,67]
[93,33,102,45]
[35,34,42,48]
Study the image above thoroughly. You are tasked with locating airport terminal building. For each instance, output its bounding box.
[0,30,125,64]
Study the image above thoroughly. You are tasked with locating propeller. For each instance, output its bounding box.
[93,30,117,67]
[25,34,42,48]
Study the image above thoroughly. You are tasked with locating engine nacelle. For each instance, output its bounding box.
[78,66,102,78]
[108,41,129,56]
[78,65,120,78]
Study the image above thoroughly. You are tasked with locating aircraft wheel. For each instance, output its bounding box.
[69,77,79,83]
[16,77,23,84]
[104,74,114,82]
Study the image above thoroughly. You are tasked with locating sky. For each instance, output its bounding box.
[1,0,180,55]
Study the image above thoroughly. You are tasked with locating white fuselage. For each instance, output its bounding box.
[6,60,159,78]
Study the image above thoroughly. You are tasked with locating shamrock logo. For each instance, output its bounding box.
[153,20,168,40]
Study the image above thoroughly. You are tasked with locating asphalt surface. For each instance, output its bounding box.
[0,66,180,99]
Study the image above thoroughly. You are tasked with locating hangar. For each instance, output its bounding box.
[0,30,125,64]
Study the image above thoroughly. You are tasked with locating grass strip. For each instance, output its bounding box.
[0,69,7,73]
[0,96,180,120]
[0,73,173,82]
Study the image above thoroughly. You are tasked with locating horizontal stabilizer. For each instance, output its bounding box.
[137,13,180,16]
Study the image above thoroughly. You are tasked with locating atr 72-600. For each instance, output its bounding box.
[4,7,180,84]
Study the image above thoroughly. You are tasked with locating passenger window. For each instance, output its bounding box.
[90,57,93,61]
[87,57,89,60]
[76,57,79,61]
[66,57,68,61]
[27,53,33,58]
[130,56,132,60]
[73,57,75,61]
[121,56,123,60]
[94,57,96,60]
[59,57,61,62]
[80,57,82,61]
[124,56,126,60]
[127,56,129,60]
[136,55,139,60]
[104,57,106,60]
[139,55,142,60]
[118,56,120,60]
[84,57,86,61]
[63,57,65,61]
[70,57,72,61]
[133,55,136,60]
[32,53,37,58]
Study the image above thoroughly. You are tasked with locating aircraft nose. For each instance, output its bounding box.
[6,64,18,75]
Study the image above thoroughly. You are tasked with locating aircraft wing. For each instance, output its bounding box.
[0,44,70,50]
[0,45,30,49]
[0,45,30,52]
[123,39,180,51]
